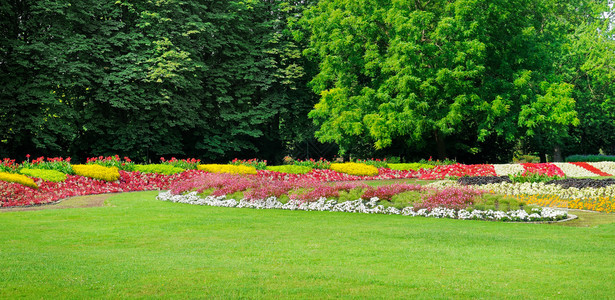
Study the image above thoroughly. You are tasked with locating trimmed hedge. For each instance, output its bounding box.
[0,172,38,188]
[19,168,67,182]
[330,162,378,176]
[72,164,120,182]
[198,164,257,175]
[134,164,184,175]
[566,155,615,162]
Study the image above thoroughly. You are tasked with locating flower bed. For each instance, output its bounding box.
[445,177,615,213]
[157,191,568,222]
[2,154,614,210]
[162,172,568,221]
[0,170,203,207]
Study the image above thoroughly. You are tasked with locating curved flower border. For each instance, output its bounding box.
[157,191,568,222]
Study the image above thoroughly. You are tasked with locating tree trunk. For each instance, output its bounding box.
[553,145,563,162]
[434,130,447,160]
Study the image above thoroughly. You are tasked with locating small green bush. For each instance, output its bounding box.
[566,154,615,162]
[388,163,435,171]
[134,164,185,175]
[19,168,67,182]
[509,172,564,183]
[266,165,312,174]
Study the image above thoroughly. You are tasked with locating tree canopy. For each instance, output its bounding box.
[1,0,614,163]
[300,0,615,161]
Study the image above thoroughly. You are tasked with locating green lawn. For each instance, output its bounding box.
[1,191,615,298]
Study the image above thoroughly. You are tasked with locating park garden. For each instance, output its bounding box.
[2,0,615,298]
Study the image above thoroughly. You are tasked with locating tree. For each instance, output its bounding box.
[300,0,611,161]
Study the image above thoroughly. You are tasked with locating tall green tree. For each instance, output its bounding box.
[300,0,610,161]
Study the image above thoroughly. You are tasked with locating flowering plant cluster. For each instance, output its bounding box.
[19,168,67,182]
[416,187,485,210]
[0,158,19,172]
[161,157,201,169]
[72,164,120,182]
[229,158,267,170]
[287,157,331,169]
[353,158,389,168]
[21,156,73,174]
[86,155,135,171]
[330,162,379,176]
[361,184,423,201]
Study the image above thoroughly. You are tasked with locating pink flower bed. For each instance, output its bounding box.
[415,187,485,210]
[419,164,497,180]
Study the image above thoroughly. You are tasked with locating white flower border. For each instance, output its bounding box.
[157,191,568,222]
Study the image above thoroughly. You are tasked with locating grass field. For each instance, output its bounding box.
[1,191,615,298]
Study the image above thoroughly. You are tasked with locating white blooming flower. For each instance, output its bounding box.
[492,164,525,176]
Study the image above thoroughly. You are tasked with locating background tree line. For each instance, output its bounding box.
[1,0,614,163]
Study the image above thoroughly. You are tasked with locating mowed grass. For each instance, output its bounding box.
[1,192,614,298]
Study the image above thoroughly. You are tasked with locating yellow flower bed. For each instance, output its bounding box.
[0,172,38,188]
[516,194,615,213]
[330,162,379,176]
[569,197,615,213]
[515,194,568,208]
[198,164,257,175]
[73,164,120,181]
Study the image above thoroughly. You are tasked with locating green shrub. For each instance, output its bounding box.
[72,165,120,182]
[388,163,435,171]
[566,154,615,162]
[509,172,564,183]
[19,168,67,182]
[418,158,457,166]
[134,164,185,175]
[354,159,388,168]
[266,165,312,174]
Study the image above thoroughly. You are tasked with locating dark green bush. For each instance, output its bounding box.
[565,154,615,162]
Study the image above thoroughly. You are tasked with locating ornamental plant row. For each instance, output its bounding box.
[157,191,568,222]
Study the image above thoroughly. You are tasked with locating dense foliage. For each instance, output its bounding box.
[299,0,615,161]
[0,0,319,162]
[1,0,614,163]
